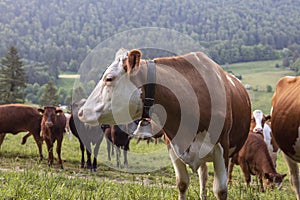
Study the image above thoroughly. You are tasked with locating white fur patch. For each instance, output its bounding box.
[171,130,217,172]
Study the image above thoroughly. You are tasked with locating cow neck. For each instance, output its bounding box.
[142,60,156,119]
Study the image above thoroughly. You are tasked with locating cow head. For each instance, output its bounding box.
[78,48,144,125]
[250,110,271,133]
[264,172,287,190]
[39,106,63,128]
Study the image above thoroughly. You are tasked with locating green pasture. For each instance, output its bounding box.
[0,132,296,199]
[225,60,293,113]
[0,60,298,199]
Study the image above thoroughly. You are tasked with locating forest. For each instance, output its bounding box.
[1,0,300,105]
[1,0,300,69]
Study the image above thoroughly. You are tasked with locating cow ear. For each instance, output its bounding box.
[265,115,271,121]
[38,108,44,114]
[56,109,63,115]
[125,49,142,72]
[264,173,272,180]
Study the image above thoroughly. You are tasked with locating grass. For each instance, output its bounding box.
[225,60,294,113]
[0,131,297,200]
[0,60,298,199]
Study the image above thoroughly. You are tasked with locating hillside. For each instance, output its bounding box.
[1,0,300,72]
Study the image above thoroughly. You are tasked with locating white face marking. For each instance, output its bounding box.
[252,109,264,133]
[226,74,235,87]
[78,49,143,125]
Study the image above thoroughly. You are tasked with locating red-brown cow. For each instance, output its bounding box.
[39,106,66,169]
[228,132,286,191]
[78,49,251,199]
[271,76,300,200]
[0,104,43,160]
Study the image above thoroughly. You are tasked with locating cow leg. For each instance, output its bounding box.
[45,139,54,167]
[169,147,189,200]
[116,146,121,168]
[212,144,227,200]
[123,149,128,167]
[56,137,63,169]
[86,147,92,171]
[259,176,265,192]
[283,153,300,200]
[93,141,101,171]
[79,140,85,168]
[227,158,234,184]
[0,133,5,148]
[239,160,251,187]
[106,138,112,161]
[32,132,43,161]
[21,133,31,145]
[198,163,208,200]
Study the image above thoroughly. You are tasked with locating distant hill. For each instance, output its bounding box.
[1,0,300,71]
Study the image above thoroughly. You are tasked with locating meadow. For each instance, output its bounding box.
[0,59,298,199]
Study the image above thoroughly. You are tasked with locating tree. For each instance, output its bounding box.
[39,80,59,106]
[0,46,27,104]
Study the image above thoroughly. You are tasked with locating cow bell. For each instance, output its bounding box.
[133,118,153,138]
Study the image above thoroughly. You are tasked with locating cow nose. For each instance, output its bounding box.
[46,121,53,127]
[78,109,83,118]
[254,127,263,133]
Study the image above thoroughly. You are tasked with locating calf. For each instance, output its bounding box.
[101,122,136,168]
[0,104,43,160]
[39,106,66,169]
[70,99,104,171]
[229,132,286,191]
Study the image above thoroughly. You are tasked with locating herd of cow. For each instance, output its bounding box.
[0,49,300,200]
[0,101,136,171]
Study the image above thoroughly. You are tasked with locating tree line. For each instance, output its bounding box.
[1,0,300,74]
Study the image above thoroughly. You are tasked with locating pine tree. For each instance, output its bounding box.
[0,46,27,104]
[39,80,59,106]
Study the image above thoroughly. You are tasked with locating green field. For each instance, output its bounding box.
[0,132,296,200]
[0,60,298,199]
[226,60,293,114]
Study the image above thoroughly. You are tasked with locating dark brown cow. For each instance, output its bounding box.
[78,49,251,199]
[0,104,43,160]
[271,76,300,200]
[101,122,137,168]
[228,131,286,191]
[39,106,66,169]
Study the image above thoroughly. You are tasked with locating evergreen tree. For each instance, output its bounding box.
[39,80,59,106]
[0,46,27,104]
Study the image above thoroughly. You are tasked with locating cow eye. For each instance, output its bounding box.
[105,74,115,85]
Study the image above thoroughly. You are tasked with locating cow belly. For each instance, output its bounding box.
[170,131,218,172]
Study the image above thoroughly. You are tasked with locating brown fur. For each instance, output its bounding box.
[0,104,43,160]
[39,106,66,169]
[127,51,251,199]
[229,132,286,191]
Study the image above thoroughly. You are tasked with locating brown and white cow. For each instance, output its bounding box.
[39,106,66,169]
[78,49,251,200]
[271,76,300,200]
[0,104,43,160]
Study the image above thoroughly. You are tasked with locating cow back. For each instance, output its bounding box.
[0,104,42,134]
